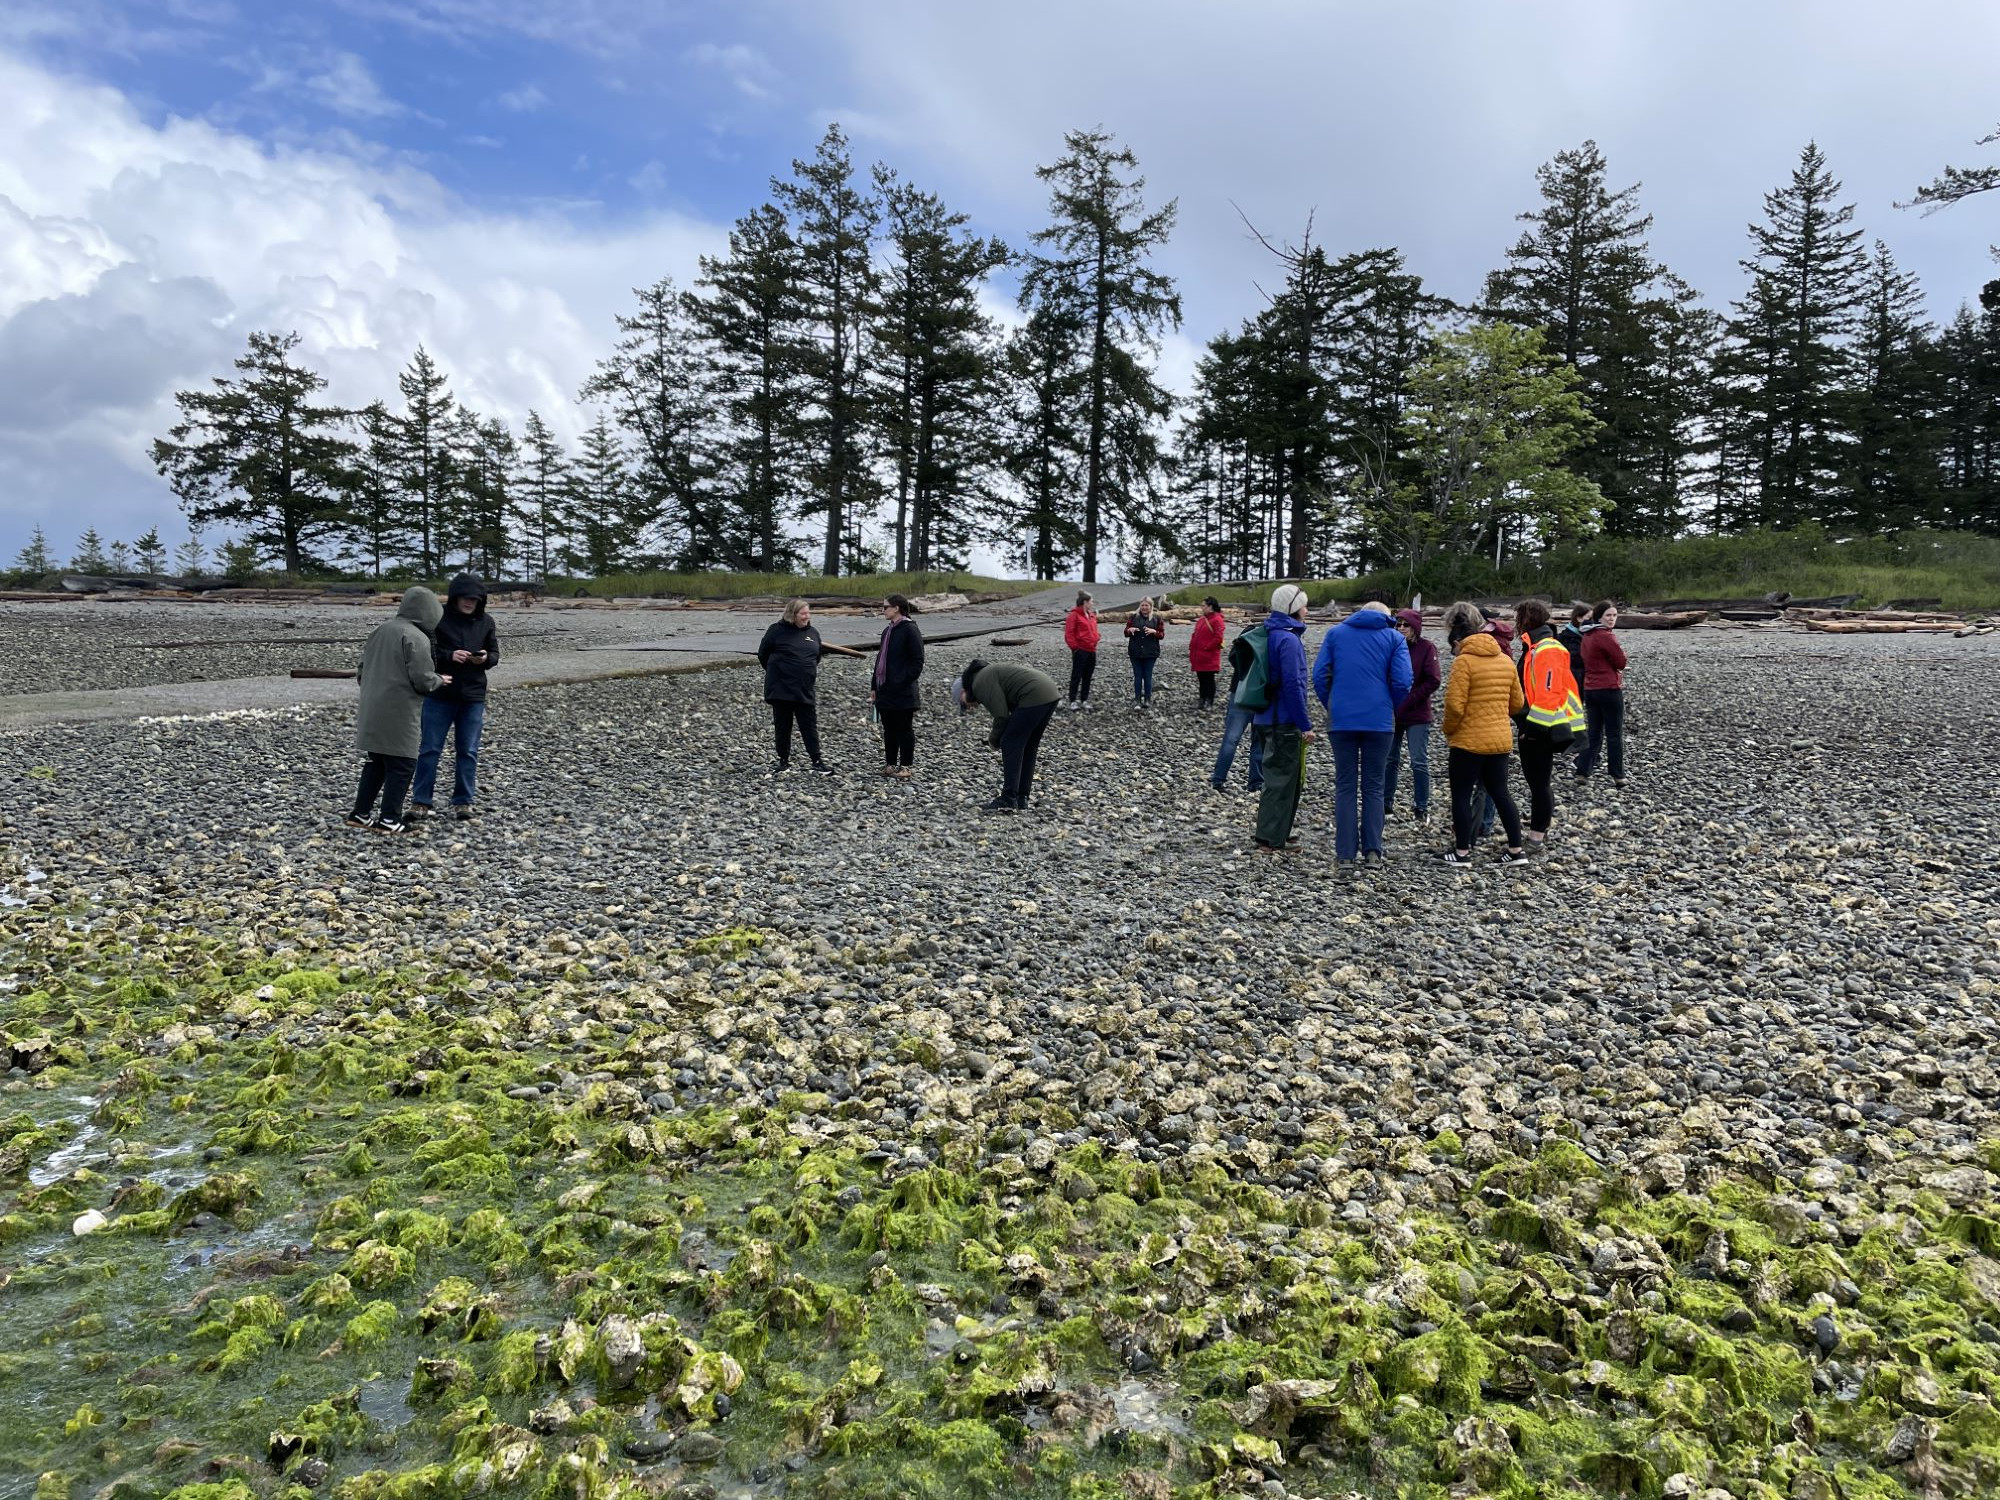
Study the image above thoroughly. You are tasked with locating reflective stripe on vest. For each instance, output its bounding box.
[1522,637,1584,730]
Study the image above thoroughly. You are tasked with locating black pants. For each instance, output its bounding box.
[1196,670,1217,707]
[1517,736,1559,834]
[1578,688,1625,779]
[352,753,416,823]
[998,701,1056,801]
[1067,650,1097,703]
[1449,748,1521,851]
[771,701,821,766]
[879,706,916,767]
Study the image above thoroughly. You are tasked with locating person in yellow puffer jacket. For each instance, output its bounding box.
[1439,602,1526,865]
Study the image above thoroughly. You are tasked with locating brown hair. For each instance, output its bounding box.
[1570,603,1591,623]
[884,593,912,617]
[781,597,810,625]
[1591,599,1617,621]
[1515,599,1551,631]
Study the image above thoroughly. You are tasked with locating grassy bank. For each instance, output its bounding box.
[1165,528,2000,612]
[548,570,1037,602]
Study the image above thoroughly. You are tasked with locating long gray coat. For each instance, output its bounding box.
[355,587,445,757]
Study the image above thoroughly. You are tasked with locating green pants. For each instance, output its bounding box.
[1255,726,1305,847]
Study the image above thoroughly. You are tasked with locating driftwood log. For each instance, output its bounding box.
[289,668,358,679]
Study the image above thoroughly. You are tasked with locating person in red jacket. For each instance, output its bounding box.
[1062,590,1100,711]
[1188,597,1227,708]
[1574,599,1629,785]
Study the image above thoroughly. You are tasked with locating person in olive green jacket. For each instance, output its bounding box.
[951,658,1059,814]
[347,586,451,833]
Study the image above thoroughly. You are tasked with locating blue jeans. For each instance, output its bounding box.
[1386,723,1431,816]
[1328,729,1393,860]
[414,697,485,807]
[1131,658,1156,703]
[1211,703,1265,790]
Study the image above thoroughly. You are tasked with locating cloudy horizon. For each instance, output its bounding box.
[3,0,1997,568]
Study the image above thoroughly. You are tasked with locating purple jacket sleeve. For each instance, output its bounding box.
[1272,628,1313,730]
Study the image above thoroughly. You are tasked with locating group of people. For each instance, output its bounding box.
[1229,584,1630,863]
[341,575,1629,849]
[1062,592,1231,712]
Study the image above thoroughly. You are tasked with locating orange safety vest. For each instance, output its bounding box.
[1521,634,1584,735]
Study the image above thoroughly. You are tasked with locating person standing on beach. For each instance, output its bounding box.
[870,594,925,779]
[1125,597,1166,709]
[1575,600,1630,786]
[1310,601,1412,867]
[1188,597,1227,709]
[1252,585,1315,852]
[348,587,450,834]
[1063,591,1100,710]
[411,572,499,821]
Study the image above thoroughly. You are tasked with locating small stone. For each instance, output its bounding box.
[677,1431,725,1464]
[71,1210,108,1236]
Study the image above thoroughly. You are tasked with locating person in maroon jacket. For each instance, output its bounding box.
[1384,608,1440,825]
[1188,597,1227,708]
[1574,599,1629,786]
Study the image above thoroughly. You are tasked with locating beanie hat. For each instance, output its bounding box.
[1271,584,1308,616]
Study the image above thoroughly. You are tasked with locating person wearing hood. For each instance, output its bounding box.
[1310,600,1412,866]
[348,586,451,834]
[412,572,501,821]
[1252,584,1315,852]
[1385,608,1441,827]
[1439,601,1526,865]
[952,658,1059,813]
[1062,591,1100,710]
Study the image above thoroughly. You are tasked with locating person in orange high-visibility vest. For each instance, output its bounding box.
[1513,599,1585,850]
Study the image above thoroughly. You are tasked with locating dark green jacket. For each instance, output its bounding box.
[355,587,445,757]
[968,662,1058,747]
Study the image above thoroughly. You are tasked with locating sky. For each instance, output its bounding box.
[2,0,1998,568]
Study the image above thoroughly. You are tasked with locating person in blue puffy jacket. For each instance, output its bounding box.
[1311,600,1413,867]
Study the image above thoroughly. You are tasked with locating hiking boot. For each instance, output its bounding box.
[407,804,432,820]
[454,805,474,822]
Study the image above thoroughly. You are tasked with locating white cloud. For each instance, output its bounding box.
[0,49,727,553]
[497,82,547,113]
[300,51,405,120]
[686,41,777,103]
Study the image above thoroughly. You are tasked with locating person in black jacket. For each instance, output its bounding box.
[868,593,925,778]
[758,599,861,776]
[412,572,499,821]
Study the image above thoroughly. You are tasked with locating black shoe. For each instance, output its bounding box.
[771,761,790,777]
[454,805,473,822]
[374,818,409,835]
[1441,849,1474,865]
[810,762,835,778]
[981,796,1017,814]
[344,812,374,829]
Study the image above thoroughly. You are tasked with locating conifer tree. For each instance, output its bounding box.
[1719,143,1870,529]
[172,530,210,577]
[872,169,1010,572]
[774,125,878,575]
[13,525,55,578]
[1000,303,1089,579]
[381,348,457,575]
[581,279,707,565]
[515,410,573,583]
[350,403,408,578]
[132,527,167,574]
[70,528,110,572]
[107,539,133,573]
[566,413,638,576]
[1022,129,1181,582]
[151,330,359,572]
[1933,299,2000,532]
[689,203,809,571]
[1842,241,1939,529]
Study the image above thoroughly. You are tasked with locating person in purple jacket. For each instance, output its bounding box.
[1252,585,1315,853]
[1384,608,1440,827]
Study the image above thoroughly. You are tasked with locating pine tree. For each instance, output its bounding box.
[1720,142,1870,529]
[581,279,707,566]
[1623,275,1721,537]
[1484,142,1680,536]
[13,525,55,578]
[132,527,167,574]
[774,124,879,576]
[872,169,1010,572]
[689,203,810,572]
[1022,129,1181,582]
[151,330,359,572]
[515,410,573,582]
[1842,241,1939,530]
[350,403,409,578]
[1935,299,2000,531]
[71,528,110,572]
[1000,303,1089,579]
[172,530,210,577]
[566,413,638,576]
[445,408,516,576]
[383,348,457,575]
[107,540,133,573]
